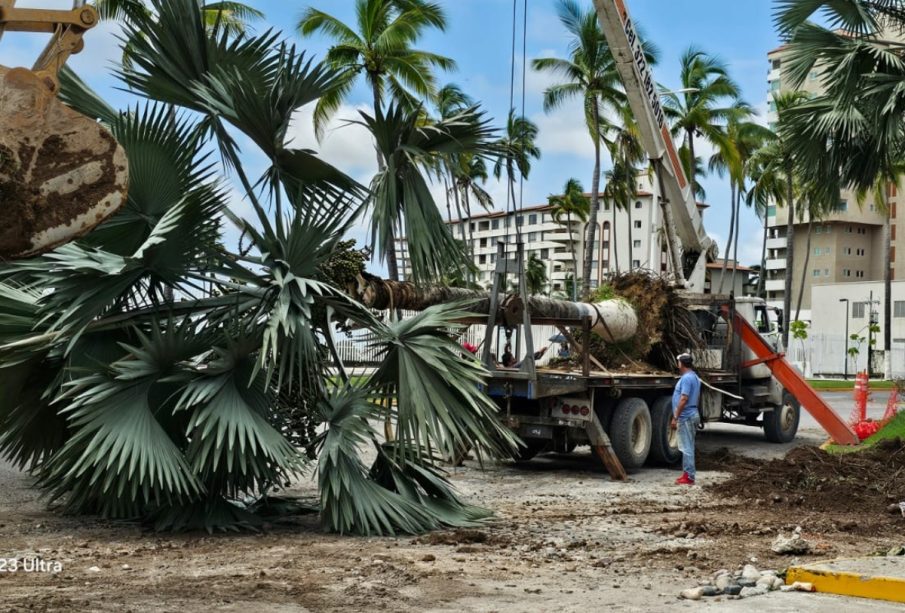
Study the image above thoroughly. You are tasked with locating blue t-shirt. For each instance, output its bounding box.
[672,371,701,422]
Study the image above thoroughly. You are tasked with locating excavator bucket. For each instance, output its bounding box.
[0,2,128,260]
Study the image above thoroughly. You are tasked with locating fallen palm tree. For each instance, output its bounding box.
[351,271,704,371]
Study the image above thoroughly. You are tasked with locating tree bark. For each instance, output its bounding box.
[583,102,602,296]
[686,128,696,196]
[718,182,736,294]
[758,212,769,299]
[351,275,638,343]
[567,211,578,301]
[881,192,892,379]
[782,161,795,349]
[730,181,742,295]
[795,219,812,321]
[611,194,620,272]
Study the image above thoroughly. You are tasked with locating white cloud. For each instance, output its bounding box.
[532,103,595,160]
[285,102,378,180]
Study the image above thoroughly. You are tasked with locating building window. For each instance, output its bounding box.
[526,213,536,225]
[604,202,611,211]
[480,238,488,248]
[516,215,524,226]
[540,249,549,259]
[470,222,476,231]
[634,200,642,209]
[492,219,500,230]
[479,255,486,264]
[602,260,610,270]
[770,79,781,91]
[853,302,866,318]
[490,254,496,264]
[836,200,848,212]
[844,247,852,255]
[633,220,642,229]
[808,69,818,81]
[772,58,782,70]
[824,269,830,276]
[767,205,776,217]
[479,221,490,231]
[856,270,865,278]
[632,259,640,268]
[812,269,820,277]
[846,226,853,233]
[633,240,641,249]
[843,269,851,277]
[895,301,905,318]
[528,232,537,242]
[813,247,821,256]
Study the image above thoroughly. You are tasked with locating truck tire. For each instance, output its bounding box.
[648,395,681,466]
[609,397,652,470]
[763,391,800,443]
[514,439,548,462]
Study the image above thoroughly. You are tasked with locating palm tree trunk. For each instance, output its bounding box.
[758,212,769,299]
[686,128,696,194]
[795,219,812,321]
[782,162,795,349]
[626,200,634,269]
[611,198,620,272]
[449,169,466,243]
[583,103,602,295]
[718,182,737,294]
[443,174,453,222]
[730,183,742,295]
[881,194,892,379]
[567,211,577,301]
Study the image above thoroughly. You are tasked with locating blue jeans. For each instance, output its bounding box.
[677,417,699,481]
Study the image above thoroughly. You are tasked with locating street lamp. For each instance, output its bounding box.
[839,298,849,380]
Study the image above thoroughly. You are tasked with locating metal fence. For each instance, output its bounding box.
[328,310,564,367]
[789,333,901,378]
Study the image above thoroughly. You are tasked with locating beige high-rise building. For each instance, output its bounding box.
[764,33,905,320]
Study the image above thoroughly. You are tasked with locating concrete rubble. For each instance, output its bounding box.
[679,563,809,600]
[771,526,812,555]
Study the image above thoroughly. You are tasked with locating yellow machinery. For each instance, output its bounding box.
[0,1,128,259]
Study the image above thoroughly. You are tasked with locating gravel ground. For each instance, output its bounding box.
[0,418,903,612]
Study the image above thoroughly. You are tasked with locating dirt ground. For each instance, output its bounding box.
[1,424,904,612]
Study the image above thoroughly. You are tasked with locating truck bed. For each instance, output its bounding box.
[486,366,738,399]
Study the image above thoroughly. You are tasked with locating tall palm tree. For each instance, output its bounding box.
[708,109,773,293]
[493,111,541,229]
[746,140,786,299]
[435,84,474,245]
[549,178,591,300]
[526,252,548,295]
[776,0,905,377]
[607,113,646,272]
[0,0,517,535]
[662,47,743,198]
[532,0,659,296]
[298,0,455,281]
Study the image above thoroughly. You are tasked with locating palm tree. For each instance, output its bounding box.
[776,0,905,377]
[746,140,786,299]
[607,113,646,272]
[298,0,455,281]
[493,110,541,229]
[549,178,591,300]
[532,0,659,296]
[357,103,496,283]
[435,84,474,246]
[662,47,743,198]
[708,109,773,293]
[1,0,516,535]
[526,252,548,295]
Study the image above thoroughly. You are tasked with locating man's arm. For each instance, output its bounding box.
[671,393,689,428]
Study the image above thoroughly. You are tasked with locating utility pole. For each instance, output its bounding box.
[840,298,849,380]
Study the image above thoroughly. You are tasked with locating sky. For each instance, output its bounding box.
[6,0,783,271]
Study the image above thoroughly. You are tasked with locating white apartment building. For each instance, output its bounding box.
[397,173,718,293]
[764,36,904,321]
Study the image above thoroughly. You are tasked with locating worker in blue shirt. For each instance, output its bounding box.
[671,353,701,485]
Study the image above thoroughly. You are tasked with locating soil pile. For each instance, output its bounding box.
[706,442,905,515]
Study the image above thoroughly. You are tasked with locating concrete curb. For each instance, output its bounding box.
[787,557,905,604]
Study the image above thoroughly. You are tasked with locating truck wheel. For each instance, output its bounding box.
[514,439,548,462]
[610,397,652,470]
[648,395,681,466]
[763,391,800,443]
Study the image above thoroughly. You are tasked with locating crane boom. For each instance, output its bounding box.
[592,0,713,290]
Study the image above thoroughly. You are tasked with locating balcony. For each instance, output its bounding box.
[765,259,787,270]
[764,279,786,292]
[765,237,786,250]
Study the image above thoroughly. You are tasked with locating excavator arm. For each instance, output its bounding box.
[0,0,128,259]
[592,0,713,290]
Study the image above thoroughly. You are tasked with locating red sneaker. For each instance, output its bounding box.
[675,472,694,485]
